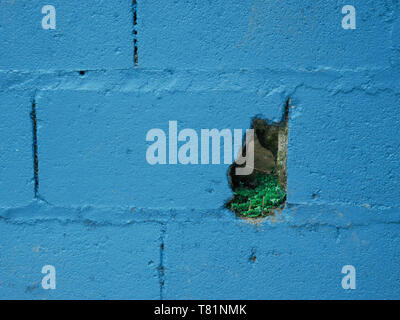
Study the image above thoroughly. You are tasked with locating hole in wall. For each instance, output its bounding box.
[249,249,257,263]
[226,100,290,219]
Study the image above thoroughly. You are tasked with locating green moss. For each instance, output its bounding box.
[229,173,286,218]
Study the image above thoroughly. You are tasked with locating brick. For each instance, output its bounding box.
[0,0,133,71]
[139,0,394,70]
[0,92,33,207]
[288,88,400,207]
[37,86,400,209]
[164,214,400,299]
[0,220,161,299]
[37,89,284,208]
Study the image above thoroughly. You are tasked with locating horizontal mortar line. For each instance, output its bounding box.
[0,215,399,230]
[0,66,392,75]
[0,216,168,227]
[25,88,291,94]
[0,201,398,213]
[1,204,400,228]
[3,86,398,96]
[3,82,398,96]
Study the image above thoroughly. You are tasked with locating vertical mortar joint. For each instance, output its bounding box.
[159,225,166,299]
[30,99,39,198]
[133,0,138,67]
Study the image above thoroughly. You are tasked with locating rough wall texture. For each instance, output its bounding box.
[0,0,400,299]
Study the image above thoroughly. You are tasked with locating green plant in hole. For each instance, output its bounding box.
[229,173,286,218]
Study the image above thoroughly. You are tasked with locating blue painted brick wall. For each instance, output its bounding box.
[0,1,399,299]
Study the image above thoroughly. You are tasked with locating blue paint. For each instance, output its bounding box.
[36,89,283,208]
[139,0,396,70]
[165,210,400,299]
[0,92,33,207]
[0,1,400,299]
[0,0,133,71]
[288,87,400,207]
[0,220,161,299]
